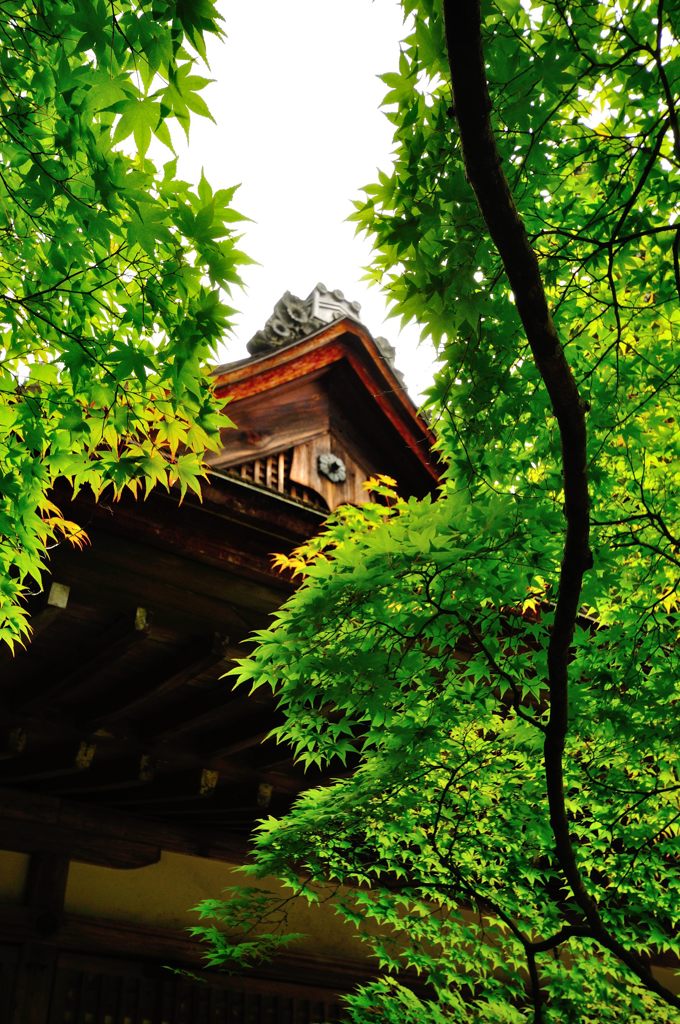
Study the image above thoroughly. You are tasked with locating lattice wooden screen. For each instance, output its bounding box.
[227,450,329,512]
[47,954,342,1024]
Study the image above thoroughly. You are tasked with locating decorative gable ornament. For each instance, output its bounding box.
[317,452,347,484]
[247,283,405,386]
[247,283,362,356]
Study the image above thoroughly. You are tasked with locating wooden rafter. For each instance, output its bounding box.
[39,754,156,797]
[145,686,266,746]
[83,633,238,729]
[103,766,222,807]
[18,608,150,713]
[0,740,97,784]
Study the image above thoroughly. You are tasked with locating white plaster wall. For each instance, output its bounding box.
[65,851,366,961]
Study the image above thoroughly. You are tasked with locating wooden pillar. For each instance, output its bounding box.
[11,853,69,1024]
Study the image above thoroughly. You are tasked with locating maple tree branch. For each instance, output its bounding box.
[442,0,680,1009]
[653,0,680,163]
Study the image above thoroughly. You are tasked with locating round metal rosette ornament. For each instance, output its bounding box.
[317,452,347,483]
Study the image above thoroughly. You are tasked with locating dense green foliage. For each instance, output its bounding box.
[0,1,247,647]
[194,1,680,1021]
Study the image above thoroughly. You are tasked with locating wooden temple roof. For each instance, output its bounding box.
[0,293,440,871]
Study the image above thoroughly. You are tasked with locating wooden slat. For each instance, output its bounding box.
[11,944,56,1024]
[0,945,19,1024]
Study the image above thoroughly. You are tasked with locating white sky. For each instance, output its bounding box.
[171,0,440,402]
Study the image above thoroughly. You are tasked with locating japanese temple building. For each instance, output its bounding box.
[0,286,440,1023]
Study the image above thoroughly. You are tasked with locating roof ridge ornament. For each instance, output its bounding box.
[246,283,405,387]
[309,283,362,325]
[247,283,361,356]
[374,335,405,386]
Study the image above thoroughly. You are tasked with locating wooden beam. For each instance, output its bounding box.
[0,726,27,760]
[252,751,298,773]
[0,740,96,784]
[0,785,249,862]
[48,510,292,619]
[18,608,150,712]
[4,820,161,870]
[26,581,70,639]
[41,754,156,797]
[105,767,221,807]
[146,777,266,815]
[24,851,70,935]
